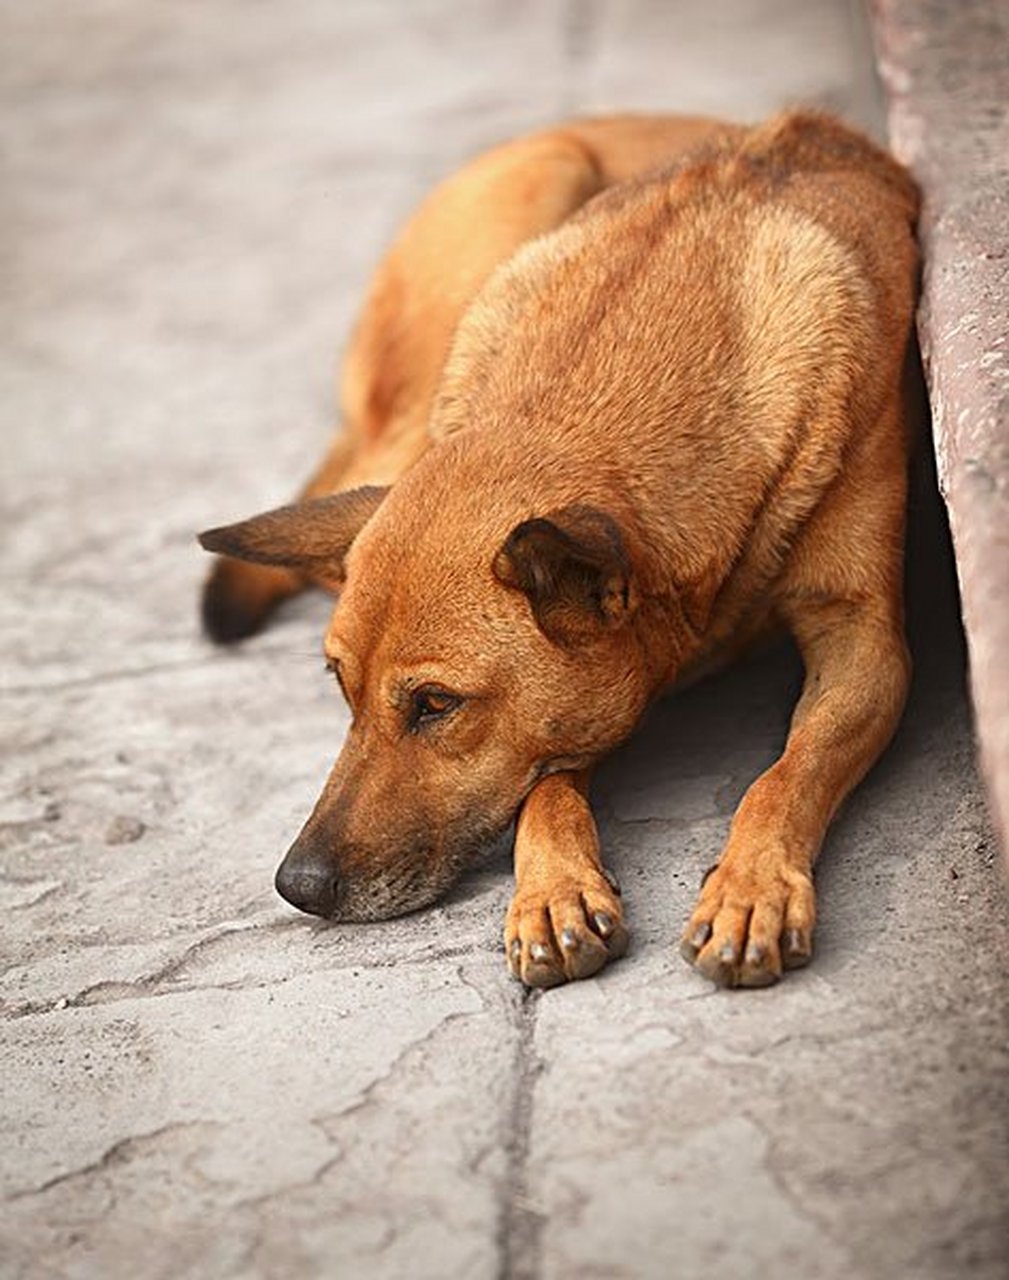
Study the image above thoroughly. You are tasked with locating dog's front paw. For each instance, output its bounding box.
[505,870,628,988]
[679,853,815,988]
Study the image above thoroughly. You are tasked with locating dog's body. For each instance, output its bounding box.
[200,111,919,989]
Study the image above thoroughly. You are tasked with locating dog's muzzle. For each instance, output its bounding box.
[274,803,512,922]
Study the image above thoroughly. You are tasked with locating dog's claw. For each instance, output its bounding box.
[602,867,622,896]
[530,942,552,963]
[560,928,579,951]
[782,927,813,970]
[592,911,613,938]
[679,922,712,962]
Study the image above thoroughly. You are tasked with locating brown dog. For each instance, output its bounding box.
[198,111,919,990]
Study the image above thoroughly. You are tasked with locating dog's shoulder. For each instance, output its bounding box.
[430,111,919,457]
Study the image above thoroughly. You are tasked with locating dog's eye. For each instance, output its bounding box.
[409,686,462,732]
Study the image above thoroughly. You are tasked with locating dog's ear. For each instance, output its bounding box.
[493,505,637,645]
[198,486,388,587]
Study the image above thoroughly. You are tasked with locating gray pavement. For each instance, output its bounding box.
[1,3,1007,1278]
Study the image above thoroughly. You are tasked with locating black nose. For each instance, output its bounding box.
[274,843,340,917]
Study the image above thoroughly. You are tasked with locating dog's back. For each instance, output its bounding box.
[430,111,919,633]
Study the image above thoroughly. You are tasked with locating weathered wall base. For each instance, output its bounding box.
[870,0,1009,853]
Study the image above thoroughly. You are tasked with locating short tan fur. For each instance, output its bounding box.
[199,111,919,989]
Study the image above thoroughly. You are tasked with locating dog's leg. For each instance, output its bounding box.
[680,593,910,987]
[506,770,628,988]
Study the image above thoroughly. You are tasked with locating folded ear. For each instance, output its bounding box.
[198,486,388,587]
[492,504,636,645]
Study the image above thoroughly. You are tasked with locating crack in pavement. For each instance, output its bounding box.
[0,915,310,983]
[230,1006,478,1217]
[5,1122,218,1203]
[2,937,483,1020]
[745,1107,859,1269]
[497,986,546,1280]
[5,1004,481,1213]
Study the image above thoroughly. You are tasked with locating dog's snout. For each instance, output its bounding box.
[275,841,340,917]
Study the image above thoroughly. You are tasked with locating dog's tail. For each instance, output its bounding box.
[200,557,305,644]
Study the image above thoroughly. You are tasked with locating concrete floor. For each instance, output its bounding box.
[1,2,1007,1278]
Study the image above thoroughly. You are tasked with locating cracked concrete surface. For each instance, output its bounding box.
[2,2,1007,1277]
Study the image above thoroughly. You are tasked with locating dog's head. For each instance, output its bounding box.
[199,454,652,920]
